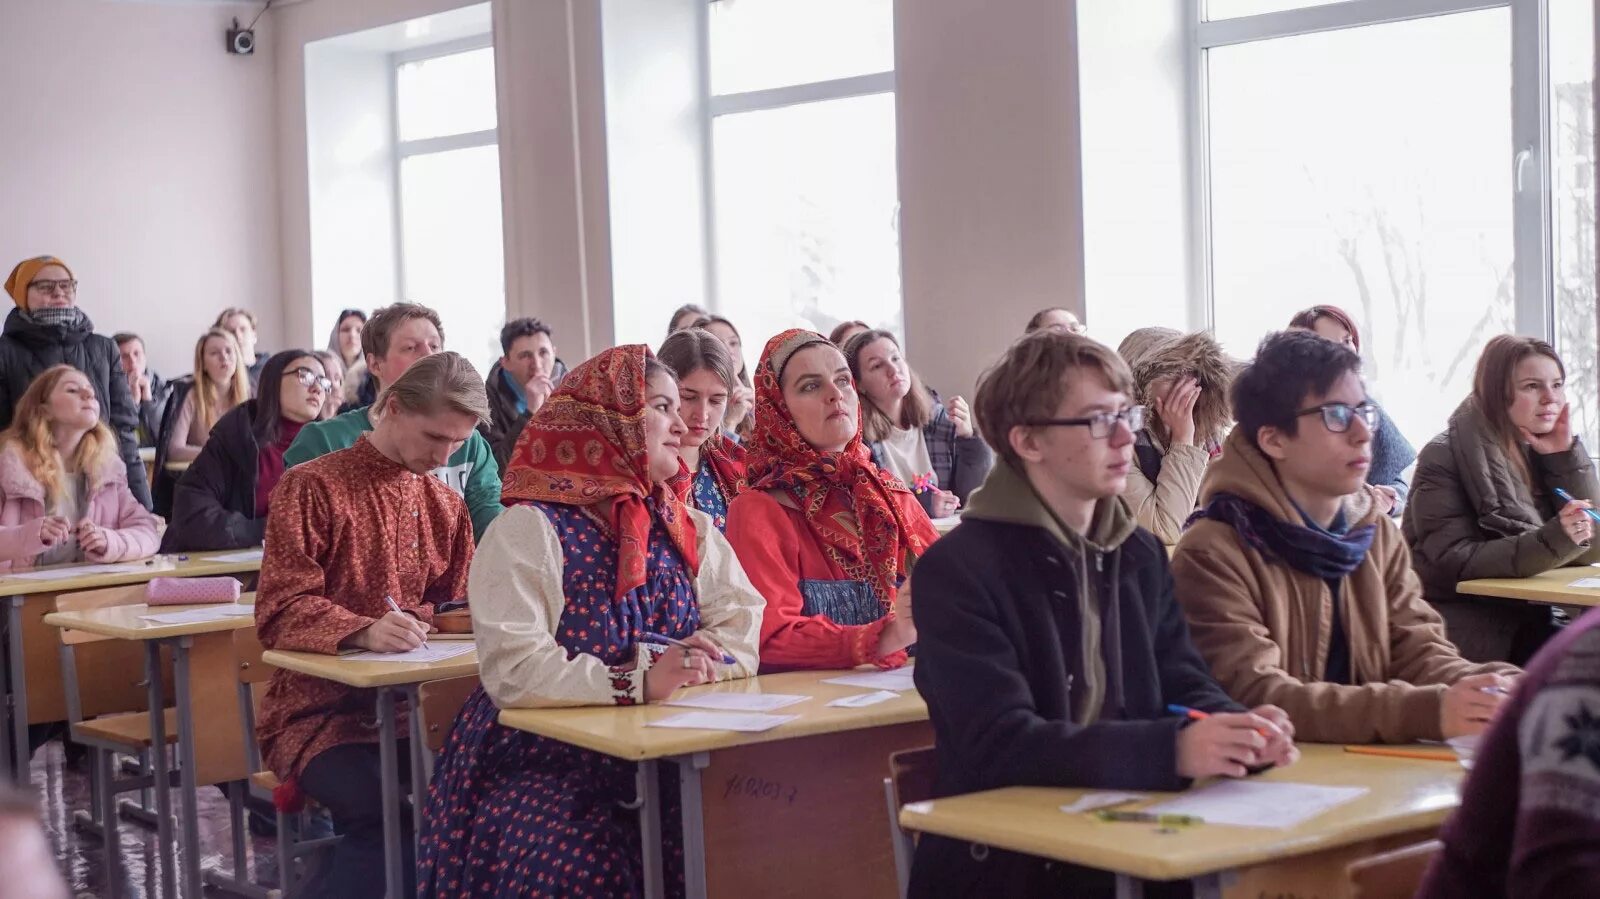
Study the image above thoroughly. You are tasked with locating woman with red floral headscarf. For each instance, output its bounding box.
[726,329,939,671]
[417,345,764,898]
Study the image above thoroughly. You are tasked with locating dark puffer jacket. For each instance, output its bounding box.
[160,400,265,552]
[0,308,151,508]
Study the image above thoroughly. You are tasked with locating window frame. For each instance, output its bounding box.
[389,34,500,302]
[698,0,897,313]
[1189,0,1555,340]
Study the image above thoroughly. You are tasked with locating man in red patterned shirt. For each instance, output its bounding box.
[254,352,487,899]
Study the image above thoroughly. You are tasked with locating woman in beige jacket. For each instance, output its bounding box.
[1116,328,1236,544]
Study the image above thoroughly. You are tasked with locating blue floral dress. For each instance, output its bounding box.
[416,500,700,898]
[689,456,730,533]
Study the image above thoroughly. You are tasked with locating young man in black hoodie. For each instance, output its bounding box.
[909,330,1298,897]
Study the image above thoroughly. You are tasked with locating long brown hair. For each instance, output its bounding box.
[657,328,738,392]
[192,328,250,433]
[1,365,118,502]
[843,330,934,442]
[1472,334,1565,489]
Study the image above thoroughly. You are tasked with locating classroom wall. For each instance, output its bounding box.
[0,0,281,378]
[895,0,1089,399]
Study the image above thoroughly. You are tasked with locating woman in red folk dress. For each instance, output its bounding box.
[724,329,939,672]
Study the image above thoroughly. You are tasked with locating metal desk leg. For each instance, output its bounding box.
[1115,873,1144,899]
[1193,872,1225,899]
[405,685,427,840]
[638,761,664,899]
[8,597,27,783]
[377,687,404,899]
[676,753,710,899]
[145,642,175,899]
[172,637,201,897]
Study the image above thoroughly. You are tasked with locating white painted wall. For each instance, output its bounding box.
[0,0,280,377]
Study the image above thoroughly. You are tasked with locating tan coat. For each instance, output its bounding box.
[1124,432,1210,545]
[1171,431,1517,743]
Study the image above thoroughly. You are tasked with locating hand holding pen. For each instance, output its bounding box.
[1552,488,1598,546]
[1170,704,1298,779]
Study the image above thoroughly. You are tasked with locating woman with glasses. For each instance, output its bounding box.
[1116,328,1237,545]
[1172,330,1516,746]
[0,256,152,509]
[1288,305,1416,516]
[725,329,938,671]
[160,350,329,551]
[1405,335,1600,664]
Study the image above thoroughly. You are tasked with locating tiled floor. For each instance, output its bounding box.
[29,742,283,898]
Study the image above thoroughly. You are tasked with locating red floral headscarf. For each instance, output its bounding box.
[501,345,699,598]
[668,433,747,505]
[745,329,927,604]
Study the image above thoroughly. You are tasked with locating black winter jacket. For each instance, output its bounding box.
[908,514,1242,896]
[0,308,151,508]
[160,401,265,552]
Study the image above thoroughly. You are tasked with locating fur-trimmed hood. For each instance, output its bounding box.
[1130,330,1240,447]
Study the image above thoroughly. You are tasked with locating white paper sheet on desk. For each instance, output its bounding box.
[827,690,899,708]
[339,643,475,664]
[207,549,264,564]
[1568,577,1600,589]
[1059,791,1148,814]
[931,515,962,530]
[645,711,799,733]
[664,693,808,712]
[822,669,916,692]
[139,603,255,624]
[1142,781,1367,828]
[2,563,149,581]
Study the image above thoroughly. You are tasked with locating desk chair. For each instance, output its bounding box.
[417,674,478,760]
[1347,839,1441,899]
[884,746,938,897]
[54,585,175,897]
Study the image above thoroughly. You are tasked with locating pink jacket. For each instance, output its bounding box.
[0,444,160,570]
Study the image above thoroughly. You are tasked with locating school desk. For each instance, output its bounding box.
[0,551,262,784]
[260,647,480,899]
[497,668,934,899]
[139,447,156,484]
[43,595,260,899]
[1456,566,1600,607]
[897,743,1463,898]
[164,460,192,474]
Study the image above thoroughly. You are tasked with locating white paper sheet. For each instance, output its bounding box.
[931,515,962,532]
[339,643,475,664]
[2,563,150,581]
[827,690,900,709]
[207,549,264,564]
[139,603,256,625]
[822,669,916,692]
[644,711,799,733]
[664,693,808,712]
[1142,781,1368,829]
[1059,792,1148,815]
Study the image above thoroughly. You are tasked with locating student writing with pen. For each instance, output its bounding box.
[417,346,763,897]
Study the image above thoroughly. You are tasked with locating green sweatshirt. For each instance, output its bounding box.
[283,406,503,542]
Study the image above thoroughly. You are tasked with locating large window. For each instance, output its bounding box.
[1197,0,1597,449]
[706,0,901,366]
[394,41,505,378]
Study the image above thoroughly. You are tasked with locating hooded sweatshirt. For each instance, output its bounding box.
[908,460,1242,897]
[1172,430,1518,744]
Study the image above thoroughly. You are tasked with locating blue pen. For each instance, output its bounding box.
[1553,488,1600,525]
[640,632,736,665]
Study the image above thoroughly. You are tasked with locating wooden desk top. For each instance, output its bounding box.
[262,648,480,689]
[897,744,1462,882]
[164,460,192,473]
[138,447,157,463]
[43,595,257,641]
[0,550,263,598]
[497,668,929,761]
[1456,566,1600,606]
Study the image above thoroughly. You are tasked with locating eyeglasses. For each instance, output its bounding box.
[27,279,77,297]
[1023,405,1146,439]
[1296,401,1379,434]
[284,367,332,392]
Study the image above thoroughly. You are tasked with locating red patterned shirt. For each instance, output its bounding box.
[254,436,474,781]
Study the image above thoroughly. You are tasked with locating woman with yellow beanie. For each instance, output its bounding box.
[0,257,151,509]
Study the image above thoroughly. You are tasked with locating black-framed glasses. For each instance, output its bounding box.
[1296,401,1379,434]
[1023,405,1146,439]
[27,279,77,297]
[284,367,332,392]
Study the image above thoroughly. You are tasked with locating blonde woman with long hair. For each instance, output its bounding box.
[166,328,250,462]
[0,365,158,569]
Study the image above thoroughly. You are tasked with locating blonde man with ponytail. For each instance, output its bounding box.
[0,365,159,569]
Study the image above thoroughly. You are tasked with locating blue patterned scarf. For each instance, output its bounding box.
[1188,493,1375,580]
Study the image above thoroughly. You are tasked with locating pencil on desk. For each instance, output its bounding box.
[1343,745,1457,762]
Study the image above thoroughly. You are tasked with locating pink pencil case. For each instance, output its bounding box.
[146,577,240,606]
